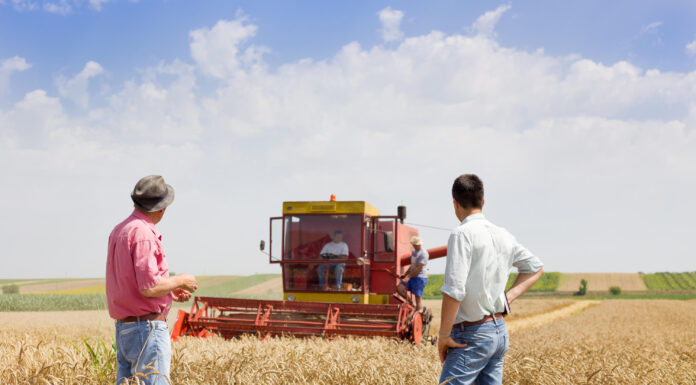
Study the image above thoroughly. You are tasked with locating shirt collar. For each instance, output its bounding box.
[460,212,485,225]
[131,209,162,240]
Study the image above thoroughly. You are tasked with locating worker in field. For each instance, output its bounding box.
[318,230,349,290]
[438,174,544,385]
[106,175,199,385]
[400,236,429,312]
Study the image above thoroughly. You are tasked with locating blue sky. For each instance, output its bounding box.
[3,0,696,106]
[1,1,696,278]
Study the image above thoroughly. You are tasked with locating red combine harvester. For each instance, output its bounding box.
[171,200,447,343]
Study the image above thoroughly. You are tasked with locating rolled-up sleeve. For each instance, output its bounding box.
[132,240,162,291]
[440,231,472,302]
[511,240,543,274]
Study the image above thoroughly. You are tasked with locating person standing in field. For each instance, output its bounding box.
[106,175,199,385]
[400,236,429,312]
[438,174,544,385]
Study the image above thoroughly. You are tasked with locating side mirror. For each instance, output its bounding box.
[259,240,266,251]
[383,231,394,252]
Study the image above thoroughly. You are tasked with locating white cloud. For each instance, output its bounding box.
[0,56,31,94]
[378,7,404,43]
[88,0,109,11]
[2,0,108,14]
[686,39,696,57]
[640,21,662,35]
[3,8,696,278]
[56,61,104,108]
[189,16,265,79]
[472,4,511,36]
[43,0,71,15]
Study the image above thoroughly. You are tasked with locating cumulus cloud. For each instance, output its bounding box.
[686,39,696,57]
[3,7,696,277]
[472,4,511,36]
[189,15,265,78]
[378,6,404,42]
[0,56,31,94]
[56,61,104,108]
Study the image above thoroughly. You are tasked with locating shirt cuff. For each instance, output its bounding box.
[440,284,466,302]
[516,261,544,275]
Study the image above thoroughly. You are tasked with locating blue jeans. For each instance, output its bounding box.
[317,263,345,288]
[115,320,171,385]
[439,318,509,385]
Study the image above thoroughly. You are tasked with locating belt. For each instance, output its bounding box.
[117,313,166,323]
[453,313,504,329]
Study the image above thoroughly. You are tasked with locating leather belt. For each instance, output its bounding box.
[117,312,166,323]
[454,313,504,329]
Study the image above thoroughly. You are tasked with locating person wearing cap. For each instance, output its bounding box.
[400,236,429,312]
[317,230,349,290]
[106,175,199,385]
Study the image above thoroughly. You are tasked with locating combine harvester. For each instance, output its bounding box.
[171,198,447,343]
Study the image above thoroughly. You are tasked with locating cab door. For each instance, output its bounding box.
[369,216,398,294]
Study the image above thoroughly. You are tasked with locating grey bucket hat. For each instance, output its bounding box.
[131,175,175,212]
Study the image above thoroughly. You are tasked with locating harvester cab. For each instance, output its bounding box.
[172,200,446,343]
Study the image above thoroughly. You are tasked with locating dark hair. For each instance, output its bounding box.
[452,174,484,209]
[333,230,343,235]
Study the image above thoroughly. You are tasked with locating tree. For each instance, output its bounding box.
[575,279,588,296]
[2,284,19,294]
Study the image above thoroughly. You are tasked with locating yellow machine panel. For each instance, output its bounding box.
[283,201,380,216]
[284,292,391,305]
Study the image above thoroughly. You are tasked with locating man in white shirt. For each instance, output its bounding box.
[438,174,544,385]
[317,230,349,290]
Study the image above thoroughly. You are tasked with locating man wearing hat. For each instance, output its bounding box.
[106,175,198,385]
[400,236,429,312]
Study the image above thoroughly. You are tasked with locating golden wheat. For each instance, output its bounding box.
[1,300,694,384]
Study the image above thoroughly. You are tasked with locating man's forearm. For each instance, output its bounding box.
[506,268,544,303]
[439,293,461,336]
[406,264,424,279]
[141,276,183,298]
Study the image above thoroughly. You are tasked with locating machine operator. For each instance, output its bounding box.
[317,230,349,290]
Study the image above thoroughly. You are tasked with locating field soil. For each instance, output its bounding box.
[557,273,646,291]
[20,279,105,294]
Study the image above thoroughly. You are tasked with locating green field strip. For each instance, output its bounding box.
[193,274,281,297]
[641,272,696,291]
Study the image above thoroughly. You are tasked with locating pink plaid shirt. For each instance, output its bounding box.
[106,210,171,320]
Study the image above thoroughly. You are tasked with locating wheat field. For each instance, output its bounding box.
[1,300,695,384]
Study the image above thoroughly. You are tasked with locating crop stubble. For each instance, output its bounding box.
[1,300,694,384]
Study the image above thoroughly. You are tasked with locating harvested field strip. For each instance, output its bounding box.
[36,284,106,295]
[506,300,598,333]
[20,279,105,294]
[234,277,283,295]
[557,273,646,291]
[193,274,280,297]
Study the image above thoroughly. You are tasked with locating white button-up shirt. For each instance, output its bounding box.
[440,213,543,323]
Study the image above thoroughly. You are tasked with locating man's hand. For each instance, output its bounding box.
[438,335,467,363]
[171,288,191,302]
[177,274,198,292]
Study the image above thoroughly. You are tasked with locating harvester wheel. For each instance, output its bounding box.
[410,311,423,344]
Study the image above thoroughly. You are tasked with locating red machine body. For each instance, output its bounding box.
[171,200,447,343]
